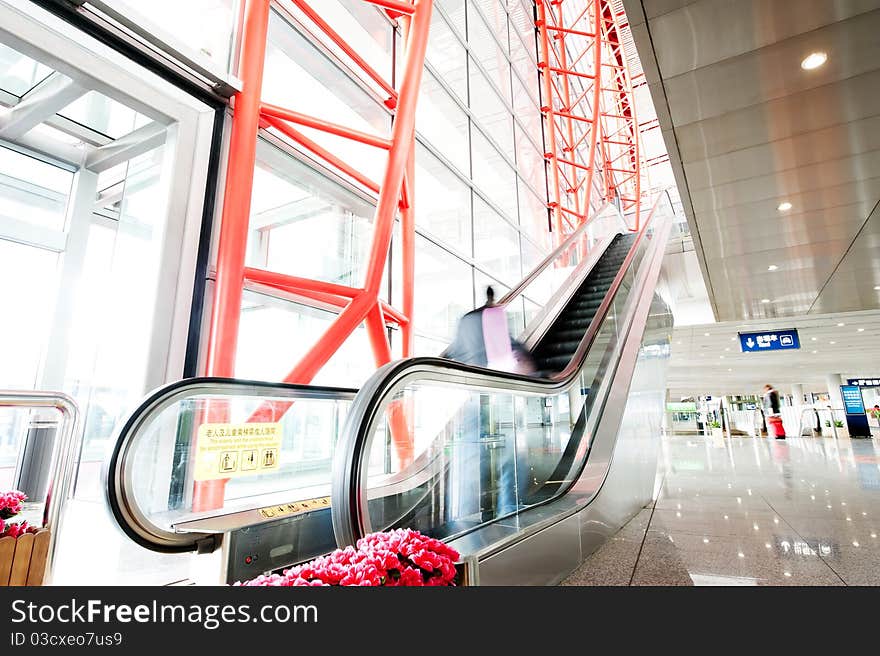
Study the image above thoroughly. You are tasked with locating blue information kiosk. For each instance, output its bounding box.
[839,385,872,438]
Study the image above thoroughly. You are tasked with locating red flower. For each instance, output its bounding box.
[237,529,459,587]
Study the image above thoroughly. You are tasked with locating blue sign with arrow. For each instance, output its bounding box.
[739,329,800,353]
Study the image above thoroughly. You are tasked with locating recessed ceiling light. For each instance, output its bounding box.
[801,51,827,70]
[767,265,778,271]
[704,332,710,337]
[811,337,817,341]
[858,328,865,332]
[728,368,732,372]
[777,201,793,212]
[761,299,770,303]
[875,286,880,291]
[812,350,818,354]
[837,322,845,327]
[830,341,836,345]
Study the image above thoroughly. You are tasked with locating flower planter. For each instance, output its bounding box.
[0,529,50,586]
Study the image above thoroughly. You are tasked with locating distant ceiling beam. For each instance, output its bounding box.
[83,121,166,172]
[0,72,86,139]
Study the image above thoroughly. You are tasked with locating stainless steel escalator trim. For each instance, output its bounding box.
[332,193,670,547]
[104,377,356,553]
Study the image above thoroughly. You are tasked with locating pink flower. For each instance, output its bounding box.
[237,529,459,587]
[0,491,26,520]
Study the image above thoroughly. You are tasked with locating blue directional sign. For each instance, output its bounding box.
[847,378,880,387]
[738,329,800,353]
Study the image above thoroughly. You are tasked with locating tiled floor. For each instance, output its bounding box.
[562,435,880,586]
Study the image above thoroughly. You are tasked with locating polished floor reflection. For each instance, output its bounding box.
[562,435,880,586]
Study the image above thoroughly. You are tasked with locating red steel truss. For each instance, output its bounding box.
[536,0,647,237]
[197,0,648,511]
[195,0,432,511]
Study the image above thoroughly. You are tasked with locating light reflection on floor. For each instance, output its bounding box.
[562,435,880,586]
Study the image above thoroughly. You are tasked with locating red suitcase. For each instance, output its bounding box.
[768,415,785,438]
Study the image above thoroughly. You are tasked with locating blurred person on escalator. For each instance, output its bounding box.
[442,287,534,522]
[442,286,535,375]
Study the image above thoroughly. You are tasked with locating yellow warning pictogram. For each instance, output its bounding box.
[194,422,282,481]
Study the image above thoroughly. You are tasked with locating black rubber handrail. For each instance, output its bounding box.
[104,377,357,553]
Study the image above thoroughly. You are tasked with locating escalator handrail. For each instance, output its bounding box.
[331,194,666,546]
[104,377,357,553]
[497,201,612,307]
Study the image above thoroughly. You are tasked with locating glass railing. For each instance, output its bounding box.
[105,378,355,552]
[332,192,674,547]
[500,202,626,339]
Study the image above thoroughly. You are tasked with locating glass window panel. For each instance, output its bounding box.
[514,122,545,194]
[519,183,552,250]
[248,139,375,288]
[101,0,236,71]
[414,236,473,341]
[468,60,514,159]
[471,1,509,53]
[66,147,171,472]
[436,0,467,37]
[262,10,390,184]
[426,9,468,102]
[416,69,470,175]
[473,196,521,285]
[414,143,472,256]
[508,2,538,62]
[471,129,517,219]
[0,240,58,389]
[512,74,542,150]
[520,236,547,276]
[466,2,511,103]
[0,43,52,96]
[508,20,539,103]
[237,291,375,388]
[304,0,393,84]
[413,334,449,358]
[59,91,152,139]
[0,145,73,231]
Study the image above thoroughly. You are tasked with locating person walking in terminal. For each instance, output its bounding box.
[763,384,785,439]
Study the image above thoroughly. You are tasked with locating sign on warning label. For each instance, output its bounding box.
[194,422,282,481]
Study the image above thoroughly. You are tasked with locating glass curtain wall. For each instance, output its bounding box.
[237,0,553,385]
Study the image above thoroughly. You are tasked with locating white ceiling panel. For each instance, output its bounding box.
[630,0,880,321]
[674,70,880,162]
[649,0,880,79]
[663,10,880,126]
[683,116,880,191]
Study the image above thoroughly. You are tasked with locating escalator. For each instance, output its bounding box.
[532,233,636,374]
[104,196,675,585]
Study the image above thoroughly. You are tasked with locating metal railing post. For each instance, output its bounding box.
[0,391,80,585]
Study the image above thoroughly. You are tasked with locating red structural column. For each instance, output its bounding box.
[205,0,270,379]
[536,0,564,238]
[400,149,415,357]
[194,0,270,513]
